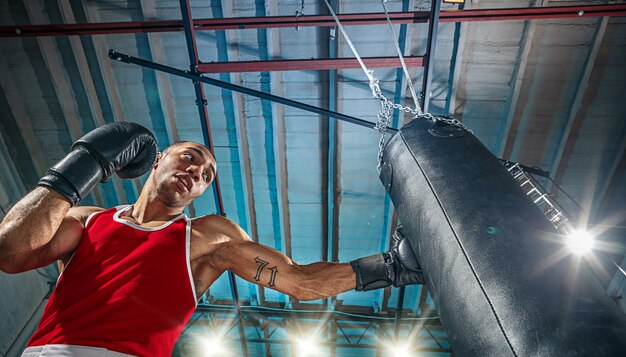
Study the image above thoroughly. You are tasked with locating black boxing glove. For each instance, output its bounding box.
[351,226,425,291]
[38,122,157,205]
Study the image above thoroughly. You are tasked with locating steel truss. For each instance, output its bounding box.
[2,4,625,38]
[177,304,451,356]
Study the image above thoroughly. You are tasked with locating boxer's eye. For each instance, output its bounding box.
[184,153,194,162]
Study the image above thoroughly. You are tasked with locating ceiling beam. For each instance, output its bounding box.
[23,0,104,207]
[0,131,27,207]
[139,0,181,145]
[80,1,142,199]
[547,17,608,194]
[497,0,545,158]
[506,2,554,163]
[137,0,196,215]
[592,129,626,221]
[4,4,626,37]
[0,52,47,176]
[197,56,424,73]
[56,0,128,205]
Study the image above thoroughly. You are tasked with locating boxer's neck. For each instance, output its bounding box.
[129,198,183,224]
[131,184,186,224]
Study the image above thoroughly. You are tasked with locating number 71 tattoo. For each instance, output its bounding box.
[254,257,278,287]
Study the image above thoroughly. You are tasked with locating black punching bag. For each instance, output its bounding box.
[378,117,626,356]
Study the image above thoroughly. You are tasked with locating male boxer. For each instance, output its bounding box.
[0,123,424,357]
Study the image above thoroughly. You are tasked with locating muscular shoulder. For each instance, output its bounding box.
[66,206,105,226]
[191,214,251,243]
[190,214,252,257]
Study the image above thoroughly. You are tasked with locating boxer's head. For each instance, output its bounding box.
[148,141,216,208]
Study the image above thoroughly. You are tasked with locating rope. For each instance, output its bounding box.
[322,0,378,96]
[322,0,470,172]
[380,0,421,114]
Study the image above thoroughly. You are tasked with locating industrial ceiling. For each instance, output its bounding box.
[0,0,625,356]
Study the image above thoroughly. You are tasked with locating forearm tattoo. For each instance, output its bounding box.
[254,257,278,287]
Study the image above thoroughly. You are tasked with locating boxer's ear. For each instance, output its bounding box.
[154,152,162,168]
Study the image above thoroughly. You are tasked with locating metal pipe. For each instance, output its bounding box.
[179,0,225,213]
[195,304,442,323]
[3,4,626,37]
[421,0,442,113]
[233,338,453,352]
[108,50,395,132]
[178,1,247,355]
[394,286,406,339]
[198,56,424,73]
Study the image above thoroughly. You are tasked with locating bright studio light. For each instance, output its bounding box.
[293,335,321,357]
[200,335,229,357]
[388,343,414,357]
[380,339,416,357]
[566,230,594,255]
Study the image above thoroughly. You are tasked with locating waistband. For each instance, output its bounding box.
[23,344,137,357]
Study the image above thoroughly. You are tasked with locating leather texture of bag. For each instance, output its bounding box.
[379,117,626,356]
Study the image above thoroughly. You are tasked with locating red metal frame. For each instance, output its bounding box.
[197,56,424,73]
[2,4,625,38]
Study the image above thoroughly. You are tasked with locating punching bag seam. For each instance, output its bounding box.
[399,129,518,357]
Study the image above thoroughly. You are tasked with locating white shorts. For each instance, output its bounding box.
[22,344,137,357]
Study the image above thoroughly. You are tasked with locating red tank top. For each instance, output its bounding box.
[28,206,197,356]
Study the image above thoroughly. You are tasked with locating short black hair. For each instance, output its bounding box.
[162,141,214,158]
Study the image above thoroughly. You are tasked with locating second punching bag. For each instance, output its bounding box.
[378,117,626,356]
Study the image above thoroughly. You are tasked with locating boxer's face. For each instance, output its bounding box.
[151,142,216,208]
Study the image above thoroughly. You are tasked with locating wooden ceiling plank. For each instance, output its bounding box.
[23,0,104,207]
[81,1,142,199]
[547,17,608,195]
[497,0,544,158]
[57,0,128,205]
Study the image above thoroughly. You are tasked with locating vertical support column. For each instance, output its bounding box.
[420,0,442,113]
[326,0,340,316]
[394,286,406,339]
[178,1,247,356]
[381,0,412,316]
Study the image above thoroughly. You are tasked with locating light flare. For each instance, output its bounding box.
[566,230,594,255]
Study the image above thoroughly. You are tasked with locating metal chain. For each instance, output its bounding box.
[434,116,473,133]
[371,79,472,173]
[295,0,305,30]
[375,98,393,173]
[296,0,305,16]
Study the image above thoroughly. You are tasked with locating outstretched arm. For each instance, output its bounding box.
[201,216,355,300]
[214,240,355,300]
[199,217,424,300]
